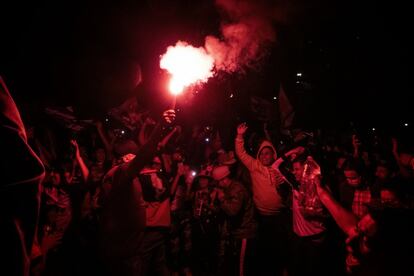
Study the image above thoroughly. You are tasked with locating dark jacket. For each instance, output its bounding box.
[98,124,166,260]
[221,180,257,239]
[1,77,45,276]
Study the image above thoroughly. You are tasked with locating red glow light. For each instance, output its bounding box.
[160,41,214,95]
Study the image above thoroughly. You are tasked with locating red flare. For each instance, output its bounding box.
[160,41,215,95]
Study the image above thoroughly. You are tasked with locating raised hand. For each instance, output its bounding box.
[163,109,176,124]
[70,140,80,155]
[284,146,305,161]
[291,146,306,157]
[237,123,248,136]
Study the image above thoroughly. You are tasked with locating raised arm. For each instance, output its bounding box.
[273,146,305,189]
[234,123,259,171]
[170,163,186,196]
[125,110,176,178]
[315,178,358,236]
[71,140,89,183]
[158,125,179,150]
[138,117,156,146]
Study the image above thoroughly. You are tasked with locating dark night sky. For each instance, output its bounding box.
[0,0,412,130]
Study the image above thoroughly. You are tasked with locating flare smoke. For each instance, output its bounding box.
[205,0,277,73]
[160,0,281,92]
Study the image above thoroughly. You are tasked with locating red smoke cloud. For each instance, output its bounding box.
[160,0,283,90]
[205,0,277,73]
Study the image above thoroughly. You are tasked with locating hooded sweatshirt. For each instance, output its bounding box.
[235,138,286,215]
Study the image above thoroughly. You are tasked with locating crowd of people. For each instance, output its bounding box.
[2,77,414,276]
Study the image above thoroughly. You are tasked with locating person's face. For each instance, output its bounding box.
[212,138,222,151]
[173,152,183,162]
[344,170,362,187]
[64,171,72,183]
[217,177,231,189]
[198,177,210,189]
[50,171,61,186]
[259,147,275,166]
[152,161,162,171]
[217,152,227,164]
[375,166,390,181]
[293,162,304,182]
[381,189,398,203]
[337,157,347,169]
[95,148,106,162]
